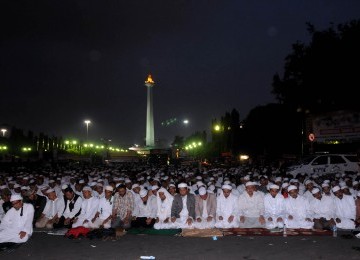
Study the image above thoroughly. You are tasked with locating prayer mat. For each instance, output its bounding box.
[126,228,182,236]
[222,228,333,236]
[181,228,223,237]
[0,242,22,254]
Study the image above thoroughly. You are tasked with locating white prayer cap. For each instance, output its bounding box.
[290,179,299,183]
[132,184,140,189]
[311,188,320,195]
[151,185,159,191]
[196,176,202,180]
[14,184,21,188]
[357,191,360,197]
[222,184,232,190]
[89,182,97,187]
[304,180,312,185]
[321,183,329,188]
[105,185,114,192]
[62,184,69,190]
[269,184,279,190]
[21,186,30,190]
[40,185,49,191]
[139,189,148,198]
[287,185,298,192]
[178,183,188,188]
[46,188,55,194]
[82,186,92,192]
[169,184,176,188]
[245,181,256,187]
[49,180,55,183]
[353,181,359,186]
[275,177,282,182]
[332,186,340,193]
[198,187,207,196]
[243,175,250,181]
[96,183,104,187]
[10,194,23,202]
[79,180,85,184]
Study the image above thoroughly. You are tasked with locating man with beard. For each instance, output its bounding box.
[131,189,157,228]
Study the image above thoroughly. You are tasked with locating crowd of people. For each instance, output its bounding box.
[0,161,360,244]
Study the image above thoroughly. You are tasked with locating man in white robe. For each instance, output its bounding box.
[215,184,239,228]
[238,182,266,228]
[90,185,114,229]
[35,188,65,229]
[332,186,356,229]
[154,188,174,229]
[132,189,157,228]
[194,187,216,229]
[309,188,336,230]
[284,185,313,229]
[72,186,100,228]
[264,184,285,229]
[0,194,34,243]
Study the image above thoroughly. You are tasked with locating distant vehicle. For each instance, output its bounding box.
[286,154,360,177]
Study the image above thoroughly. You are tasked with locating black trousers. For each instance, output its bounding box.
[53,216,73,229]
[131,217,155,228]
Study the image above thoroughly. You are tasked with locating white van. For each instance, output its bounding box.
[286,154,360,177]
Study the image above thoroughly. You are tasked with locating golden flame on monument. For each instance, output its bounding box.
[145,74,155,84]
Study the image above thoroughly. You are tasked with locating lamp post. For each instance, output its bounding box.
[84,120,91,141]
[1,128,7,137]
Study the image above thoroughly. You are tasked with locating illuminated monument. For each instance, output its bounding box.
[145,74,155,147]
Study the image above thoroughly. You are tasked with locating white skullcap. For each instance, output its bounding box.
[49,180,55,183]
[79,180,85,184]
[196,176,202,180]
[321,183,330,188]
[198,187,207,196]
[332,186,340,193]
[62,184,69,190]
[96,183,103,187]
[46,188,55,194]
[151,185,159,191]
[311,188,320,195]
[105,185,114,192]
[287,185,298,192]
[14,184,21,188]
[82,186,92,192]
[10,194,23,202]
[353,181,359,186]
[222,184,232,190]
[139,189,148,198]
[269,184,279,190]
[357,191,360,197]
[245,181,256,187]
[178,183,188,188]
[243,175,250,181]
[275,177,282,182]
[89,182,97,187]
[169,184,176,188]
[132,184,140,189]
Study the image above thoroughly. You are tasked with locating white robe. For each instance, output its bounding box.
[215,192,239,228]
[264,193,285,229]
[154,188,174,230]
[89,196,114,229]
[194,198,215,229]
[309,195,335,221]
[238,191,265,228]
[284,195,313,229]
[72,196,100,228]
[334,194,356,229]
[0,203,34,243]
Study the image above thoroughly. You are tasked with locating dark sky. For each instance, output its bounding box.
[1,0,360,148]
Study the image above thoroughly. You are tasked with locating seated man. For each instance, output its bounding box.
[131,189,157,228]
[309,188,336,230]
[72,186,99,228]
[53,187,82,229]
[284,185,313,229]
[264,184,285,229]
[171,183,196,229]
[90,186,114,229]
[215,184,239,228]
[0,194,34,243]
[111,184,134,229]
[332,186,356,229]
[35,188,65,229]
[238,181,266,228]
[154,188,174,230]
[194,187,216,229]
[24,188,47,227]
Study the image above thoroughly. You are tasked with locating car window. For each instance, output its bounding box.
[344,155,360,162]
[330,155,346,164]
[311,156,328,165]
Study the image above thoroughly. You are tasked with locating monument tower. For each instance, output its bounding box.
[145,74,155,147]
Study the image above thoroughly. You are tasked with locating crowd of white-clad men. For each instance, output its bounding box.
[1,163,360,244]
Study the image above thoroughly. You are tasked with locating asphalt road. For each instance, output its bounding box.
[1,230,360,260]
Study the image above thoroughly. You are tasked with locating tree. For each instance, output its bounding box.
[272,19,360,114]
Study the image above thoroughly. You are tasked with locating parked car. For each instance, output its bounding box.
[286,154,360,177]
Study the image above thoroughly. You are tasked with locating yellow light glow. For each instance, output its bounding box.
[145,74,155,84]
[214,125,221,131]
[239,155,249,161]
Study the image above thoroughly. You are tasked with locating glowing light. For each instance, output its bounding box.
[214,125,221,131]
[145,74,155,84]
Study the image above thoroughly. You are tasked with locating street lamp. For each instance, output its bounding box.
[1,128,7,137]
[84,120,91,141]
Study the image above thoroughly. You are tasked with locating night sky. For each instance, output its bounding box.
[1,1,360,148]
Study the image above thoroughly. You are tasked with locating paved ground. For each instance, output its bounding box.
[1,230,360,260]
